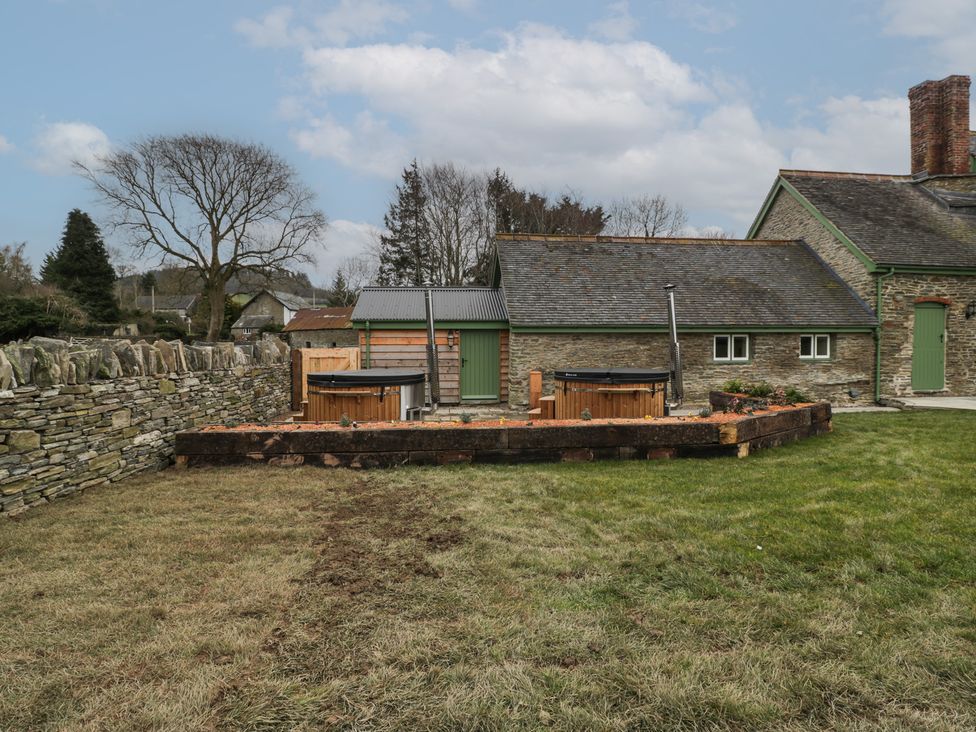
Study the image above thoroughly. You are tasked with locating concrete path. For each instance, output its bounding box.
[892,396,976,411]
[833,405,899,413]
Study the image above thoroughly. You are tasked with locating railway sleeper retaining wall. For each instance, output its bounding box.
[175,403,832,469]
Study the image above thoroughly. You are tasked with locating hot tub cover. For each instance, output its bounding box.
[308,368,426,387]
[554,367,669,384]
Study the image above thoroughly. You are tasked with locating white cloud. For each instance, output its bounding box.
[882,0,976,69]
[281,23,920,229]
[291,111,406,177]
[786,95,909,173]
[668,1,737,34]
[31,121,111,175]
[234,6,306,48]
[589,1,638,42]
[314,219,382,282]
[235,1,408,49]
[0,134,13,154]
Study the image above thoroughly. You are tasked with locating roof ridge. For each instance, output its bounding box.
[495,234,795,245]
[780,169,910,181]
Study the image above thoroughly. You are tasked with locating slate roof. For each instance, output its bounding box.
[352,288,508,322]
[282,307,354,332]
[244,289,311,311]
[495,235,877,328]
[231,314,274,330]
[779,171,976,268]
[135,294,197,311]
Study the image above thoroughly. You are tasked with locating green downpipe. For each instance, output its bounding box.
[874,269,895,403]
[365,320,371,368]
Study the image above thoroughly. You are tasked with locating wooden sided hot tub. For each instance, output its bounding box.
[554,368,669,419]
[302,368,425,422]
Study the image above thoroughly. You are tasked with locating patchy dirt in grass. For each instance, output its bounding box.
[200,403,816,432]
[212,476,466,725]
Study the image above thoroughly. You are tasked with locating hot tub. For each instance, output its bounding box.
[302,369,426,422]
[553,368,669,419]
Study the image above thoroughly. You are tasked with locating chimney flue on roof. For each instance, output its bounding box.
[909,74,972,176]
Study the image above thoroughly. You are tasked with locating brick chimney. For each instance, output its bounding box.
[909,75,971,175]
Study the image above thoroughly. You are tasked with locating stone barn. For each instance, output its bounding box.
[281,307,356,349]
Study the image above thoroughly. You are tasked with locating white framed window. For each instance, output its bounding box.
[713,334,749,362]
[799,334,830,360]
[243,327,253,336]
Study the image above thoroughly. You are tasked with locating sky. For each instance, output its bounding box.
[1,0,975,286]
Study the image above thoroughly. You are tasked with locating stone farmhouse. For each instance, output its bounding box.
[351,74,976,408]
[750,74,976,400]
[231,289,311,340]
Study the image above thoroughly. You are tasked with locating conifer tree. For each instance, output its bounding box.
[42,209,119,322]
[326,270,353,307]
[377,160,433,286]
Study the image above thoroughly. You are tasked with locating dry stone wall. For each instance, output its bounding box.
[0,335,290,517]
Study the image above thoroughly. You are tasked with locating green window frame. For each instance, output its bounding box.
[713,334,749,362]
[799,334,830,360]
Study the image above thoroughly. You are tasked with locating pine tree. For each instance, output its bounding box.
[42,209,119,322]
[377,160,433,286]
[326,271,353,307]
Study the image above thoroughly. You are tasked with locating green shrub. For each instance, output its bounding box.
[339,414,352,427]
[722,379,746,394]
[784,387,811,404]
[698,406,712,418]
[459,413,473,424]
[0,296,62,340]
[580,408,593,421]
[746,381,774,398]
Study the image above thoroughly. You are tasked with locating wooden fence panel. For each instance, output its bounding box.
[291,347,361,410]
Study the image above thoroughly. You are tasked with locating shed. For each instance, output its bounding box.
[281,306,356,348]
[351,287,509,404]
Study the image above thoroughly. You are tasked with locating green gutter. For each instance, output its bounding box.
[874,269,895,403]
[509,325,875,334]
[351,320,509,330]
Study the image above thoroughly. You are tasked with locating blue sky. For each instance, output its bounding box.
[1,0,974,285]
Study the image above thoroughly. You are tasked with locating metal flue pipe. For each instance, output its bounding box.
[424,287,440,409]
[664,284,683,407]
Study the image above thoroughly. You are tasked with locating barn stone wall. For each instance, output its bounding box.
[879,274,976,397]
[508,331,874,408]
[753,187,876,302]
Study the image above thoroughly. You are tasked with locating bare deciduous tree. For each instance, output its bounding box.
[79,134,327,341]
[422,162,493,286]
[606,194,688,238]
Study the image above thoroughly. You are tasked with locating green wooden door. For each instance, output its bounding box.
[912,303,946,391]
[460,330,500,400]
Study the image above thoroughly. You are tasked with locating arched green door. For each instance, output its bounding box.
[911,303,945,391]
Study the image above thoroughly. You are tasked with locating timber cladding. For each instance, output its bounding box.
[359,329,509,404]
[175,402,831,468]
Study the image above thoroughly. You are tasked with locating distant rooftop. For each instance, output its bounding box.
[352,287,508,322]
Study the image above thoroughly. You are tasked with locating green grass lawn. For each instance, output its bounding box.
[2,411,975,730]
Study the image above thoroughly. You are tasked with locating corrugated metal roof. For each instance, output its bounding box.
[496,236,877,328]
[231,314,274,329]
[351,287,508,322]
[282,307,354,332]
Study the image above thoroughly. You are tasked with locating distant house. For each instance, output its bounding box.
[230,289,310,340]
[281,306,356,348]
[135,294,198,327]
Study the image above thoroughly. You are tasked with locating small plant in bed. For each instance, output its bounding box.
[339,414,352,428]
[580,408,593,421]
[459,413,473,424]
[722,378,746,394]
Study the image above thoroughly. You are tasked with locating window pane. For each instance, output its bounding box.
[732,335,748,360]
[815,334,830,358]
[714,335,729,359]
[799,335,813,357]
